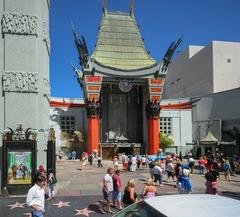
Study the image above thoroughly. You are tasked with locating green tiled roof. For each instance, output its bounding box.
[92,12,156,71]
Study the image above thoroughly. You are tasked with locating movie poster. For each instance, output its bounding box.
[7,151,32,185]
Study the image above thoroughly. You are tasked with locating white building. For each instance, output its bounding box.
[49,97,87,154]
[164,41,240,99]
[160,99,193,154]
[50,97,193,156]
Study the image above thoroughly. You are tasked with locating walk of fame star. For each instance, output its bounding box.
[8,202,26,209]
[52,200,71,208]
[74,208,95,216]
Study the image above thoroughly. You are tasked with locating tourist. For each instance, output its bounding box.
[26,175,46,217]
[71,150,77,160]
[223,159,231,182]
[34,165,46,184]
[121,153,129,171]
[141,155,147,168]
[165,159,175,182]
[130,155,137,172]
[123,179,138,207]
[112,170,123,210]
[198,157,205,175]
[141,178,157,199]
[113,156,119,170]
[188,156,195,174]
[81,153,87,171]
[148,160,155,179]
[176,166,192,194]
[205,171,219,195]
[153,161,163,186]
[175,162,181,179]
[102,168,114,214]
[59,151,63,161]
[97,154,103,167]
[88,153,94,165]
[47,169,57,200]
[212,158,220,179]
[136,156,141,169]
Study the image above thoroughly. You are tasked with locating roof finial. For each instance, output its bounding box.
[130,0,134,17]
[102,0,107,16]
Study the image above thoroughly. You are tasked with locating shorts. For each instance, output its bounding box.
[102,188,112,201]
[113,190,121,201]
[167,171,174,177]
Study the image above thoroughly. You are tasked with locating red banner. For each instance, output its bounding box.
[149,78,165,86]
[86,76,102,83]
[150,95,161,102]
[87,86,101,91]
[150,87,162,93]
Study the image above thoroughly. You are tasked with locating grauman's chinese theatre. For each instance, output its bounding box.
[72,3,181,157]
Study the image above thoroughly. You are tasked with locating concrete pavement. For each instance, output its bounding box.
[1,159,240,217]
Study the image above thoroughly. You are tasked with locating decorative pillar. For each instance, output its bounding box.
[84,75,103,154]
[146,101,161,155]
[86,100,101,154]
[146,78,165,155]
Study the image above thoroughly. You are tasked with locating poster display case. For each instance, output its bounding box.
[2,141,36,194]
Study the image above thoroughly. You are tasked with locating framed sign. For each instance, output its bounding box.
[2,141,36,190]
[7,151,32,185]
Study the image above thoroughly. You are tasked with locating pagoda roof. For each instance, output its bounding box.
[200,130,219,145]
[92,11,156,71]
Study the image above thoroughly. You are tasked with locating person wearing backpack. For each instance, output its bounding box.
[223,159,231,182]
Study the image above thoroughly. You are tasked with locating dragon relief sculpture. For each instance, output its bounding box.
[146,100,161,119]
[86,99,101,117]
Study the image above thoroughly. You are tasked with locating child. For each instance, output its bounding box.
[205,171,219,195]
[47,169,57,200]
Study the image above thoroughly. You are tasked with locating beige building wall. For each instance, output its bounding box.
[164,41,240,99]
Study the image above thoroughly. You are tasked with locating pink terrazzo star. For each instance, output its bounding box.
[74,208,95,216]
[23,213,32,217]
[52,200,71,208]
[8,202,26,209]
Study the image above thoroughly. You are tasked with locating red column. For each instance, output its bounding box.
[148,117,160,155]
[87,116,99,153]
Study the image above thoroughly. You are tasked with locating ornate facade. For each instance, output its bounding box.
[73,3,181,155]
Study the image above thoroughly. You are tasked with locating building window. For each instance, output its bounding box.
[60,116,75,133]
[160,117,172,135]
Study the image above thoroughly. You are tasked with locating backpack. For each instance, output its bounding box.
[223,163,230,171]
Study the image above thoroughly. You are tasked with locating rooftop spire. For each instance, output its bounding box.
[102,0,107,16]
[130,0,134,17]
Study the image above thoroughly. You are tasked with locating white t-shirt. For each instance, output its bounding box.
[153,165,162,175]
[103,174,113,192]
[131,156,137,164]
[166,162,174,172]
[26,184,45,212]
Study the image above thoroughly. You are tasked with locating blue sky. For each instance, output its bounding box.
[50,0,240,98]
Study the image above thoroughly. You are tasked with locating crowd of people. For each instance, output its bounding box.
[97,152,240,214]
[26,151,240,216]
